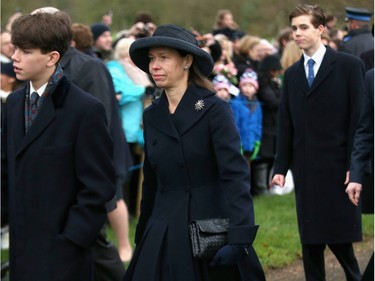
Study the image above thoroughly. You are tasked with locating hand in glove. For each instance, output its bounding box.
[210,244,248,267]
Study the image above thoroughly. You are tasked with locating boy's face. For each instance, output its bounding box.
[12,47,54,86]
[291,15,324,56]
[240,82,257,98]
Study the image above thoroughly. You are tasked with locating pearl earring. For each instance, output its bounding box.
[184,65,188,70]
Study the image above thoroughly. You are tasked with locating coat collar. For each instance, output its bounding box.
[297,46,337,95]
[146,84,216,139]
[12,76,71,156]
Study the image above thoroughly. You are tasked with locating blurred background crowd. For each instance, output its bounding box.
[0,2,373,280]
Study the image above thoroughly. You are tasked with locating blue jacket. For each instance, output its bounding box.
[230,94,262,152]
[107,60,145,144]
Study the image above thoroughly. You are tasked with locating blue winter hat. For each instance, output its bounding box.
[345,7,372,22]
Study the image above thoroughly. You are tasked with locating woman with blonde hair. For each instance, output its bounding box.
[280,40,302,72]
[233,35,261,80]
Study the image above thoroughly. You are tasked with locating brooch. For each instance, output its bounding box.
[194,99,205,111]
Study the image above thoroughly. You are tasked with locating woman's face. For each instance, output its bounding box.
[248,43,261,61]
[148,46,189,89]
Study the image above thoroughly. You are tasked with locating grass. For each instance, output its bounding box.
[1,191,373,277]
[252,192,302,269]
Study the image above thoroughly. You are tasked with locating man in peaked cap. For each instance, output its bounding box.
[338,7,374,57]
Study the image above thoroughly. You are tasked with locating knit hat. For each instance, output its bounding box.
[91,23,110,42]
[212,74,230,92]
[239,68,258,90]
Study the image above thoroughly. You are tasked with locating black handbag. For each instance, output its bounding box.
[189,218,229,259]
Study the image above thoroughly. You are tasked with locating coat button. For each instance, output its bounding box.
[177,160,184,167]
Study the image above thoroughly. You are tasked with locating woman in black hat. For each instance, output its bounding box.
[125,24,265,281]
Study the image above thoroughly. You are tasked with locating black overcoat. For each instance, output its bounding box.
[350,69,374,214]
[273,47,365,244]
[4,76,116,280]
[124,84,265,281]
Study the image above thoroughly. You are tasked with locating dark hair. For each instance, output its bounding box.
[11,11,72,60]
[176,49,213,91]
[133,11,154,24]
[289,4,326,28]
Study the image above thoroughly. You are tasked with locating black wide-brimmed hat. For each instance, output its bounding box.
[129,24,214,76]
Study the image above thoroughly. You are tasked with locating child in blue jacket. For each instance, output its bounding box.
[230,68,262,161]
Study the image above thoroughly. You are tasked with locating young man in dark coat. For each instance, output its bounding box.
[4,11,116,281]
[272,4,365,281]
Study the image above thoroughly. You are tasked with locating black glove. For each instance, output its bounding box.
[210,244,248,267]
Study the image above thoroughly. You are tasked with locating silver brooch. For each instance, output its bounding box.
[194,99,205,111]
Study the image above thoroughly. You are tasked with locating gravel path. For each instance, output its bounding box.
[265,236,374,281]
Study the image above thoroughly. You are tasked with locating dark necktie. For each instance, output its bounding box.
[26,92,40,132]
[307,59,315,87]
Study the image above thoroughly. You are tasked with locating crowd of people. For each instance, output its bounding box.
[1,3,374,281]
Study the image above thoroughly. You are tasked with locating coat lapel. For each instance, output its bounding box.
[170,85,215,136]
[148,94,180,140]
[147,85,216,138]
[14,75,70,157]
[307,46,336,95]
[16,94,56,156]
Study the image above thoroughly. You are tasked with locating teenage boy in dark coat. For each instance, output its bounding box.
[272,4,365,281]
[4,11,116,281]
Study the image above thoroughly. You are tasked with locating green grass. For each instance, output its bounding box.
[252,193,302,269]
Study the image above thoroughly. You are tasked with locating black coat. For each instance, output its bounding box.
[349,69,374,214]
[60,47,132,179]
[257,74,282,159]
[4,76,116,280]
[124,85,265,281]
[274,47,365,244]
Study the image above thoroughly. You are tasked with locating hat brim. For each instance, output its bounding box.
[129,36,214,76]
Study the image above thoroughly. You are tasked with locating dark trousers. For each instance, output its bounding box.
[361,252,374,281]
[302,243,361,281]
[123,143,142,216]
